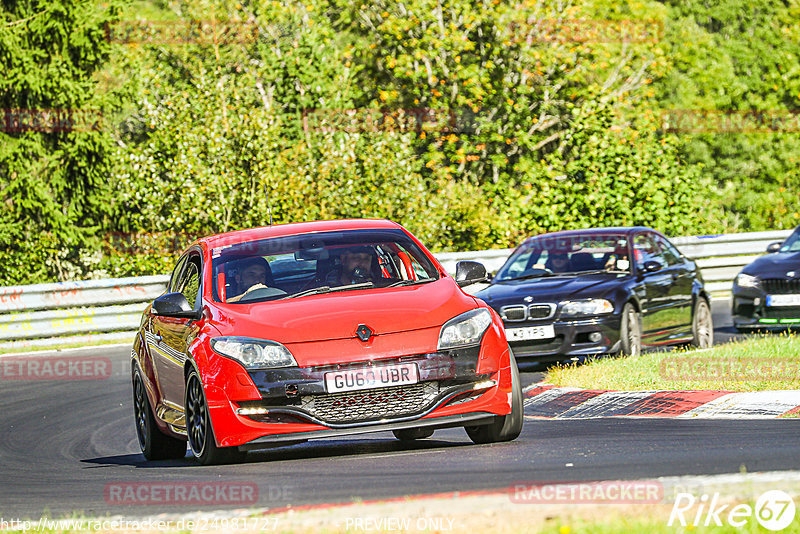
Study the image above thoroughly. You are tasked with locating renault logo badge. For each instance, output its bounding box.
[356,324,373,342]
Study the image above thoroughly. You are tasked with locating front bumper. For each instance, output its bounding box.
[204,342,513,449]
[732,287,800,329]
[504,314,622,363]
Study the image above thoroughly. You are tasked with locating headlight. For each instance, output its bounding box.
[438,308,492,350]
[735,273,759,288]
[211,337,297,369]
[560,299,614,316]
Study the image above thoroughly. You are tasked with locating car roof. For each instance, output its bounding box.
[519,226,654,246]
[192,219,403,252]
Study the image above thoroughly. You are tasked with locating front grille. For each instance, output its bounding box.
[528,304,555,320]
[762,279,800,294]
[501,305,526,321]
[763,307,800,320]
[501,303,555,321]
[299,382,439,424]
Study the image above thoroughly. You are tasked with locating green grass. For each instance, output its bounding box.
[545,333,800,392]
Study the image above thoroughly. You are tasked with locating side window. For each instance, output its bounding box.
[176,256,201,308]
[633,233,662,270]
[168,256,187,293]
[653,235,682,266]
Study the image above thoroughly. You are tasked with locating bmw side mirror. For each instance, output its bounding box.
[152,292,200,319]
[767,242,782,253]
[643,260,663,273]
[455,261,489,287]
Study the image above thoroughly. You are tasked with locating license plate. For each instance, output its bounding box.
[766,294,800,307]
[505,325,555,341]
[325,363,419,393]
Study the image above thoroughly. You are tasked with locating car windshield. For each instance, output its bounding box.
[494,233,631,282]
[779,226,800,253]
[211,229,440,304]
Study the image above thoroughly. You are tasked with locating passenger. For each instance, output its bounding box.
[545,252,570,273]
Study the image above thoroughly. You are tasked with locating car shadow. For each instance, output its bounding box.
[81,436,474,469]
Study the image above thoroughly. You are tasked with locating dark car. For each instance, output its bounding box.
[474,227,713,364]
[732,224,800,331]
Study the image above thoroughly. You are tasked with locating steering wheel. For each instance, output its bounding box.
[236,286,287,302]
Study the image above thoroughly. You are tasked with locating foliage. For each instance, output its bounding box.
[0,0,122,284]
[2,0,798,284]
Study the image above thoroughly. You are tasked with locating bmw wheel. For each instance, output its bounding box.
[620,302,642,357]
[691,298,714,348]
[133,370,186,461]
[465,351,523,444]
[186,370,244,465]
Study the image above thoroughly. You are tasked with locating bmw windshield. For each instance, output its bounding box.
[494,233,631,282]
[211,229,440,303]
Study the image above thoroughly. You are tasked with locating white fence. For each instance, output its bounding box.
[0,229,793,349]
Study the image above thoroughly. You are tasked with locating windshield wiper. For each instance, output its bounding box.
[279,282,374,300]
[567,269,629,275]
[385,278,436,288]
[501,272,559,282]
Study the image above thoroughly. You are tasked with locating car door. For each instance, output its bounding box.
[149,251,202,425]
[652,233,693,337]
[634,232,674,344]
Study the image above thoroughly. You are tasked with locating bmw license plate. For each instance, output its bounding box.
[505,325,555,341]
[766,294,800,307]
[325,363,419,393]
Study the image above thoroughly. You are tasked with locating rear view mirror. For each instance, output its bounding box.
[455,261,489,287]
[642,260,663,273]
[767,242,782,253]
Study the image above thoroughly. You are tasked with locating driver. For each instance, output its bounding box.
[327,245,376,286]
[227,257,273,302]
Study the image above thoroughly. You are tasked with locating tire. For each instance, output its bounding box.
[465,351,523,444]
[620,302,642,357]
[393,428,435,441]
[185,370,245,465]
[133,370,187,461]
[691,298,714,348]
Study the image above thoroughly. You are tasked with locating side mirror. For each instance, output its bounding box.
[643,260,663,273]
[455,261,489,287]
[767,242,782,253]
[152,292,199,319]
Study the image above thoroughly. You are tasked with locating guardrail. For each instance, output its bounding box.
[0,229,793,349]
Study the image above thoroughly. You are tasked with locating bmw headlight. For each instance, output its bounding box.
[438,308,492,350]
[735,273,759,288]
[211,337,297,369]
[560,299,614,317]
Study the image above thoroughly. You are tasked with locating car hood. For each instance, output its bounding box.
[475,274,625,306]
[209,277,474,344]
[742,252,800,278]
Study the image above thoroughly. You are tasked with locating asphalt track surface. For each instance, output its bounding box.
[2,298,798,519]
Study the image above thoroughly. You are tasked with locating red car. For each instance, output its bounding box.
[131,219,522,464]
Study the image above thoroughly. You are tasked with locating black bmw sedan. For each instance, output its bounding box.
[474,227,713,364]
[732,224,800,331]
